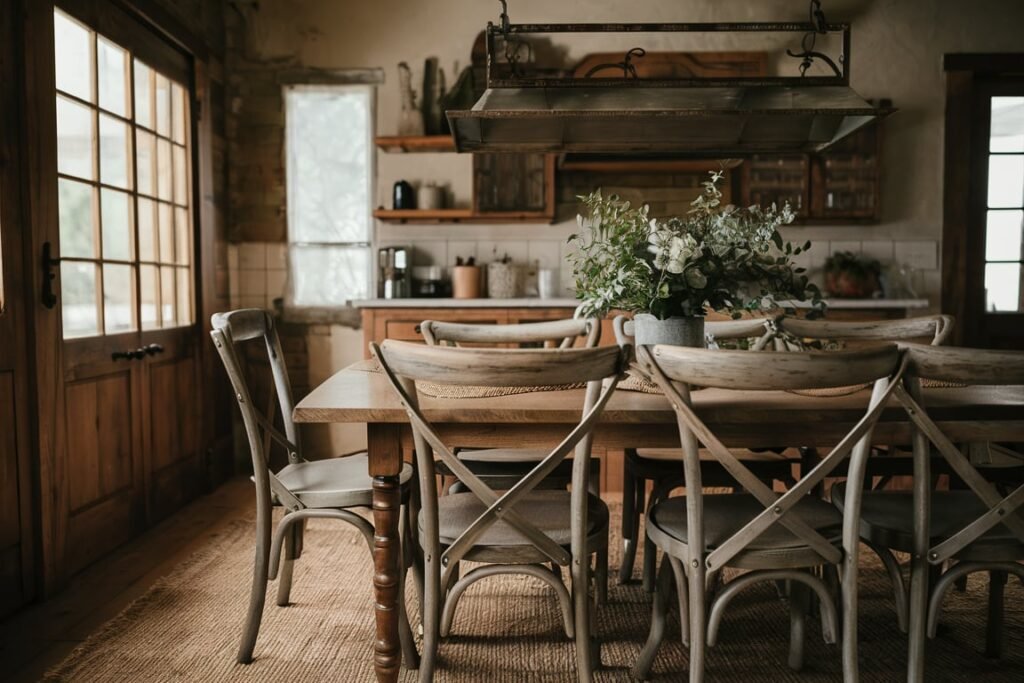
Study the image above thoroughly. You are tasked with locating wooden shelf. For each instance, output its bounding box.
[559,157,729,174]
[373,208,553,224]
[374,135,455,153]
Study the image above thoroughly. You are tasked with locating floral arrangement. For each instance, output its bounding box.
[568,171,824,319]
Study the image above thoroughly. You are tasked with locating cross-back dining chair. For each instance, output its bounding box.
[372,339,627,683]
[612,314,795,590]
[211,309,418,668]
[847,344,1024,682]
[776,314,955,634]
[420,317,602,492]
[631,343,904,682]
[420,317,609,602]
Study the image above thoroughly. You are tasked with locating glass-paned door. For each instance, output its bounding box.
[54,8,192,339]
[984,96,1024,312]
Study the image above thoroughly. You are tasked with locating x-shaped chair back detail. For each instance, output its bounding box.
[636,343,904,572]
[421,317,601,349]
[613,314,778,351]
[894,343,1024,564]
[211,309,305,511]
[372,340,626,579]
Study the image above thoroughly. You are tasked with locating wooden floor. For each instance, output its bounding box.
[0,478,256,683]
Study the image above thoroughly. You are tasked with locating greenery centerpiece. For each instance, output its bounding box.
[568,171,823,346]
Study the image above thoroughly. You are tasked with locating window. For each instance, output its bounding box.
[54,9,194,338]
[984,96,1024,312]
[285,84,374,306]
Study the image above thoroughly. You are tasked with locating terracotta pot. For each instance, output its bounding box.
[451,266,481,299]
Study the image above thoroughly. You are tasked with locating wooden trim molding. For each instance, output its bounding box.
[944,54,1024,73]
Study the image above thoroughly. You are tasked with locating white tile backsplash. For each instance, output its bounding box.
[265,269,287,304]
[894,241,938,270]
[239,242,266,270]
[411,241,448,269]
[266,243,288,270]
[447,241,478,267]
[860,240,894,263]
[240,270,266,296]
[829,241,861,256]
[476,240,529,265]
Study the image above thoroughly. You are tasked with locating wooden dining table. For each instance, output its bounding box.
[292,364,1024,683]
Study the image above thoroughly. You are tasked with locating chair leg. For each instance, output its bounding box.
[619,463,638,584]
[237,498,272,664]
[788,580,810,671]
[596,547,609,606]
[419,545,441,682]
[632,556,673,681]
[985,570,1008,659]
[275,522,298,607]
[668,556,689,646]
[865,541,909,633]
[572,549,597,682]
[686,559,707,683]
[906,554,930,682]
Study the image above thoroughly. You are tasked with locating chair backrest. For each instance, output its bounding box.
[612,314,777,350]
[775,314,954,349]
[210,308,305,510]
[420,317,600,349]
[636,343,903,572]
[372,339,626,578]
[893,344,1024,564]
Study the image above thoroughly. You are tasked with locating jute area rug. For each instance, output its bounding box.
[45,503,1024,682]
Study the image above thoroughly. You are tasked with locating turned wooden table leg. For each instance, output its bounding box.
[369,423,403,683]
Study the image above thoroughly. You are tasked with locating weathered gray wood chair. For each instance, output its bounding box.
[211,309,417,667]
[631,343,904,682]
[612,315,795,590]
[844,344,1024,682]
[777,314,955,633]
[421,318,609,601]
[372,339,626,682]
[420,317,602,492]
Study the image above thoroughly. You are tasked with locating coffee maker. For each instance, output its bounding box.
[378,247,409,299]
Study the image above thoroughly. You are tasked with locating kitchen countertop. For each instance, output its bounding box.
[352,297,930,309]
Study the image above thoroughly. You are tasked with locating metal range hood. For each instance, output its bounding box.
[447,19,895,155]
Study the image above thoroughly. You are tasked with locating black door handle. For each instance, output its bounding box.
[112,347,147,361]
[143,343,164,356]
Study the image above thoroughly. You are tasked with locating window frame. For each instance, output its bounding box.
[283,81,377,309]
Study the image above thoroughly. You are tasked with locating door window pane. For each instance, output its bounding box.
[988,155,1024,208]
[158,202,174,263]
[136,130,155,196]
[155,73,170,137]
[101,189,132,260]
[140,264,158,329]
[99,114,130,188]
[61,261,98,338]
[171,83,186,144]
[137,197,156,261]
[54,11,92,102]
[97,38,128,116]
[57,96,94,180]
[986,210,1023,262]
[134,60,153,129]
[176,267,191,323]
[175,208,190,265]
[991,97,1024,153]
[103,264,135,333]
[58,179,95,258]
[156,138,172,201]
[160,266,175,324]
[173,145,187,204]
[985,262,1022,312]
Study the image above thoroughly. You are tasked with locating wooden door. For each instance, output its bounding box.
[943,57,1024,349]
[0,0,36,616]
[41,0,202,579]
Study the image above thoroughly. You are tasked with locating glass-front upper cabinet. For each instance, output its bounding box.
[984,96,1024,313]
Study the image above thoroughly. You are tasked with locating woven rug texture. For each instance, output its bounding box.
[44,503,1024,682]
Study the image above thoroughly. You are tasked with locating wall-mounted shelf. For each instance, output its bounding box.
[559,157,730,174]
[374,135,455,153]
[373,208,554,224]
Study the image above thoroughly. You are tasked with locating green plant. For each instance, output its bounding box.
[568,171,824,319]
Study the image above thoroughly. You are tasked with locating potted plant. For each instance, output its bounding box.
[823,251,882,298]
[568,171,823,346]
